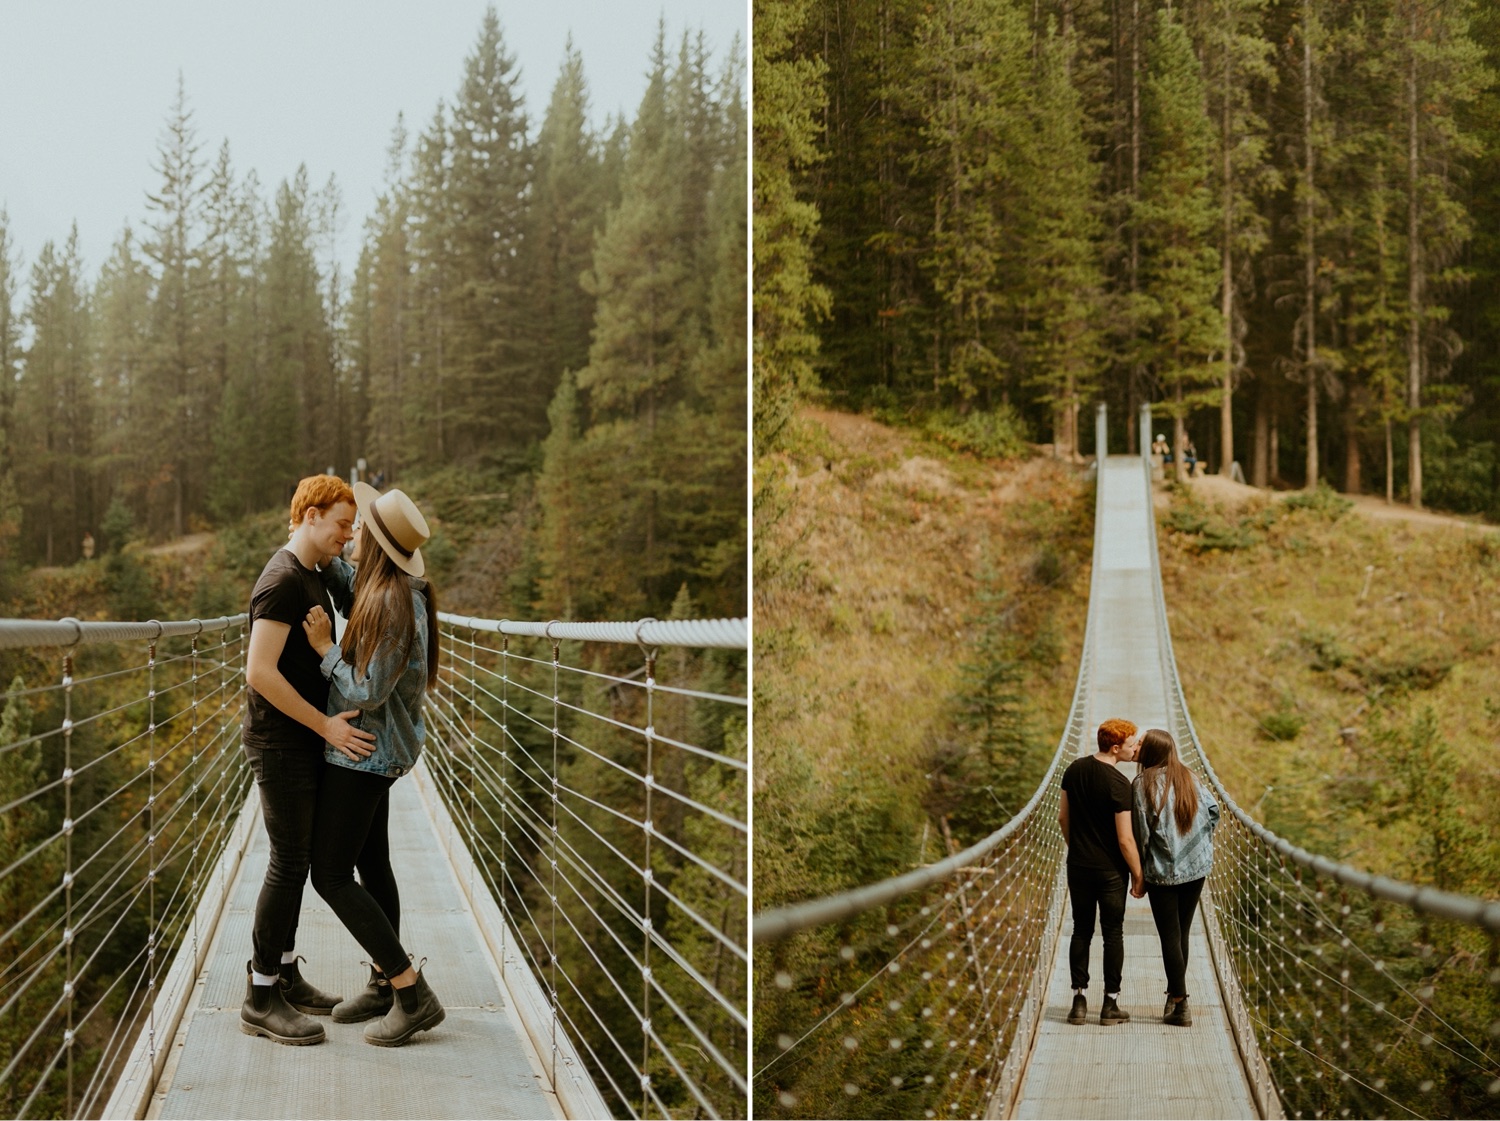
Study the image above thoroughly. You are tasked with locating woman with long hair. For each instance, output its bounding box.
[1130,728,1220,1027]
[301,483,446,1046]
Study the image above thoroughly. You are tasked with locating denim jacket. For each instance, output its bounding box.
[1131,769,1220,886]
[318,557,429,779]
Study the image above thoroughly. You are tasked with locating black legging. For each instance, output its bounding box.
[310,763,406,976]
[1145,877,1206,998]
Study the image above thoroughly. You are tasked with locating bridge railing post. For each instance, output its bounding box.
[1095,402,1107,465]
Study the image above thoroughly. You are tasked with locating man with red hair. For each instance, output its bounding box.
[1058,718,1145,1026]
[239,476,375,1046]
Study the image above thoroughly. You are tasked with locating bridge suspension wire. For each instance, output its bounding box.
[0,607,746,1121]
[424,615,748,1120]
[752,435,1500,1120]
[0,616,251,1121]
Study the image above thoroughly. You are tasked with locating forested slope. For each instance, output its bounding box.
[756,0,1500,516]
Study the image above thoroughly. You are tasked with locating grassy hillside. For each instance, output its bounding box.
[754,409,1092,909]
[1161,483,1500,896]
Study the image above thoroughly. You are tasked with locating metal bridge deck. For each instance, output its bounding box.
[1011,457,1258,1120]
[144,770,564,1121]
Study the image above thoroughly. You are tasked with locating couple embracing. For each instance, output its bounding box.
[1058,718,1220,1028]
[236,475,446,1047]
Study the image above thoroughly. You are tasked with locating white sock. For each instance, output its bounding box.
[1074,988,1086,996]
[280,951,298,965]
[1106,992,1119,1000]
[251,970,279,986]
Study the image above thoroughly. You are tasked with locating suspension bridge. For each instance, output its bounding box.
[0,604,747,1119]
[754,405,1500,1120]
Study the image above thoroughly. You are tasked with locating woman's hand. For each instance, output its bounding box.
[1130,876,1146,899]
[303,605,334,657]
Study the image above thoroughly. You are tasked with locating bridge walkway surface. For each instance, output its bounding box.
[1011,456,1259,1120]
[138,771,564,1121]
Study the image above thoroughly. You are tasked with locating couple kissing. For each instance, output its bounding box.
[1058,718,1221,1028]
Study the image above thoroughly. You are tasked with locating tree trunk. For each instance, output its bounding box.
[1252,382,1269,488]
[1173,383,1187,483]
[1220,0,1235,477]
[1406,9,1424,510]
[1384,417,1395,503]
[1270,411,1280,485]
[1302,0,1319,490]
[1344,399,1361,494]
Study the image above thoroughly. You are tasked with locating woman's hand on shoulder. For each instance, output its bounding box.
[303,605,335,657]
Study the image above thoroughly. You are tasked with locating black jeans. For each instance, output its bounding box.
[1146,877,1205,998]
[1067,865,1126,993]
[246,744,324,976]
[310,763,406,977]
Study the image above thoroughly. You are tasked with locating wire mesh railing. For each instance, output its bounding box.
[425,613,749,1120]
[0,607,749,1121]
[749,416,1121,1120]
[0,616,251,1121]
[1138,441,1500,1120]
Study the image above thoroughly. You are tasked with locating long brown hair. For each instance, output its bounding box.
[340,525,439,690]
[1137,729,1199,836]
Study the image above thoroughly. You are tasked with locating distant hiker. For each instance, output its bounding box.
[1058,718,1145,1026]
[1184,440,1200,477]
[1131,728,1220,1027]
[371,469,386,490]
[240,476,372,1046]
[1151,434,1169,457]
[303,484,447,1046]
[81,532,95,560]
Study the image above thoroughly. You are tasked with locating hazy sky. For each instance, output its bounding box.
[0,1,747,277]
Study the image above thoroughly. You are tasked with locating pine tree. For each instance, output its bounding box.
[1021,21,1108,458]
[445,7,536,463]
[530,42,609,399]
[1138,8,1224,478]
[1192,0,1278,477]
[141,76,207,537]
[752,0,829,457]
[19,229,94,564]
[914,0,1033,406]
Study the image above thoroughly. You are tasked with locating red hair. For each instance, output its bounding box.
[1097,718,1137,753]
[289,476,355,530]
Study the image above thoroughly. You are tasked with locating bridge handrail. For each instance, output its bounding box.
[0,614,247,649]
[0,613,748,653]
[751,403,1114,945]
[1137,455,1500,934]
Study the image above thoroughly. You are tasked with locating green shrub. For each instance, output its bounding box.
[1279,482,1354,521]
[918,406,1031,459]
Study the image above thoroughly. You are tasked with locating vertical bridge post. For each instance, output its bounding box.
[1095,402,1107,465]
[1139,401,1153,467]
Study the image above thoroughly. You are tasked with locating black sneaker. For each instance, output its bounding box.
[1099,995,1130,1025]
[1067,993,1088,1025]
[1164,996,1192,1027]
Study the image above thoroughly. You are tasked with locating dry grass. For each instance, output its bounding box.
[754,409,1089,906]
[1161,486,1500,889]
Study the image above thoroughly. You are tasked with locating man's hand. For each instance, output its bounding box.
[303,605,335,657]
[326,709,376,761]
[1130,876,1146,899]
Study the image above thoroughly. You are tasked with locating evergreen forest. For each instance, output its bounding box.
[756,0,1500,516]
[0,8,747,625]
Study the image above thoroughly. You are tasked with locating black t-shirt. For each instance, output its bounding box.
[242,549,335,751]
[1061,755,1133,873]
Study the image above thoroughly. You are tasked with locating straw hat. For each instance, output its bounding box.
[352,482,430,577]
